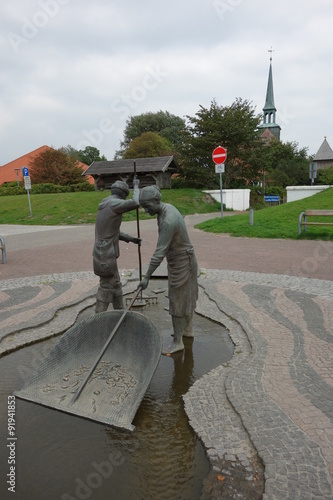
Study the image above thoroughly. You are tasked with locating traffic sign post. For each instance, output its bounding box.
[212,146,227,218]
[212,146,227,165]
[309,162,317,185]
[22,166,32,217]
[22,166,29,177]
[24,176,31,190]
[215,164,225,174]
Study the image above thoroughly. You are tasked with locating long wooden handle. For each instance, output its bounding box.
[70,287,142,405]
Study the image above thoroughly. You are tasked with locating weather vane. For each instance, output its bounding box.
[268,46,275,61]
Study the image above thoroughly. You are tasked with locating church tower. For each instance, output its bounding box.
[258,49,281,140]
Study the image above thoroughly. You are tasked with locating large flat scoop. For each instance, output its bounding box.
[15,311,162,431]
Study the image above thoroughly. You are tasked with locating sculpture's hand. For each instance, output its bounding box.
[133,178,140,189]
[138,277,149,290]
[131,237,141,245]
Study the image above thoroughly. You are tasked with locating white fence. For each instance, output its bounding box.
[203,189,250,211]
[286,185,331,203]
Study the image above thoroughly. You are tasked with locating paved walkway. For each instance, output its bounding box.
[1,216,333,499]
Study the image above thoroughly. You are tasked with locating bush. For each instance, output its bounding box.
[2,181,22,188]
[317,167,333,185]
[32,183,66,194]
[0,182,95,196]
[171,176,219,189]
[249,186,286,209]
[264,186,286,199]
[70,183,95,192]
[250,188,266,210]
[0,186,25,196]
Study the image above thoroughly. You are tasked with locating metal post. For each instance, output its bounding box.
[134,161,143,301]
[14,168,20,187]
[249,208,254,226]
[27,190,32,217]
[220,172,223,218]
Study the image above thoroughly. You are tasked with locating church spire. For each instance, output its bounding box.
[263,58,276,112]
[259,48,281,140]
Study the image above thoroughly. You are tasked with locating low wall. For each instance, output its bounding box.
[286,185,330,203]
[204,189,250,211]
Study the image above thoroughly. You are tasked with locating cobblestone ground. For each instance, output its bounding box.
[0,272,98,355]
[185,269,333,499]
[1,269,333,499]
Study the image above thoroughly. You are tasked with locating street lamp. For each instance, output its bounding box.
[14,168,20,186]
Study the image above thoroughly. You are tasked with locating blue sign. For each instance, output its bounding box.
[22,166,29,177]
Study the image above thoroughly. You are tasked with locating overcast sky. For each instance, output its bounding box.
[1,0,332,165]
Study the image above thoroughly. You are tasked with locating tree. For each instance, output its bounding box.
[61,145,107,164]
[60,145,80,160]
[123,132,173,159]
[118,110,185,157]
[29,148,88,185]
[77,146,107,165]
[263,141,309,188]
[179,98,264,188]
[316,166,333,185]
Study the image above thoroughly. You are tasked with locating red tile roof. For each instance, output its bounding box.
[0,145,94,185]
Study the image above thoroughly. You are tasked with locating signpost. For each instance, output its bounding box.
[212,146,227,218]
[309,162,317,185]
[14,168,20,186]
[21,166,32,217]
[212,146,227,165]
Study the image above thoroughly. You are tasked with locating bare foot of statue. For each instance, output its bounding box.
[171,330,193,338]
[162,338,185,356]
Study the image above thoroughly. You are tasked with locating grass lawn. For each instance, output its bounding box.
[196,187,333,240]
[0,189,221,225]
[1,186,332,240]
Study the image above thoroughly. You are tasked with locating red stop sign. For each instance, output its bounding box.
[212,146,227,164]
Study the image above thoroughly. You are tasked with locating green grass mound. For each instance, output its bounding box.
[196,187,333,240]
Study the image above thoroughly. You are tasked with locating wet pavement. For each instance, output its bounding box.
[0,215,333,499]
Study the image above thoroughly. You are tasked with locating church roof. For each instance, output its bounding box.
[263,61,276,112]
[314,137,333,161]
[260,127,278,144]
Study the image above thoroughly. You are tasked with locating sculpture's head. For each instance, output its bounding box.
[139,185,162,216]
[111,180,129,198]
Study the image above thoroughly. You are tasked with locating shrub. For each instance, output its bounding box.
[0,182,95,196]
[264,186,286,199]
[0,186,25,196]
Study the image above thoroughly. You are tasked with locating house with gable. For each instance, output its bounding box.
[82,155,180,190]
[313,137,333,171]
[0,146,92,186]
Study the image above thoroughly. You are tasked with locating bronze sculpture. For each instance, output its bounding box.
[138,186,198,354]
[93,179,140,313]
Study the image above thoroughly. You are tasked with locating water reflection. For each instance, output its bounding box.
[171,339,195,396]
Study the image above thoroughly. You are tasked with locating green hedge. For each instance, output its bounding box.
[0,182,95,196]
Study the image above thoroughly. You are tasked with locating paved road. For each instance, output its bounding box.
[1,215,333,499]
[1,213,332,280]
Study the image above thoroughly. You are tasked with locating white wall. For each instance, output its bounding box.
[286,185,330,203]
[204,189,250,211]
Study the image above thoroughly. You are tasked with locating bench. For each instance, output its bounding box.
[264,195,280,204]
[0,235,6,264]
[298,210,333,235]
